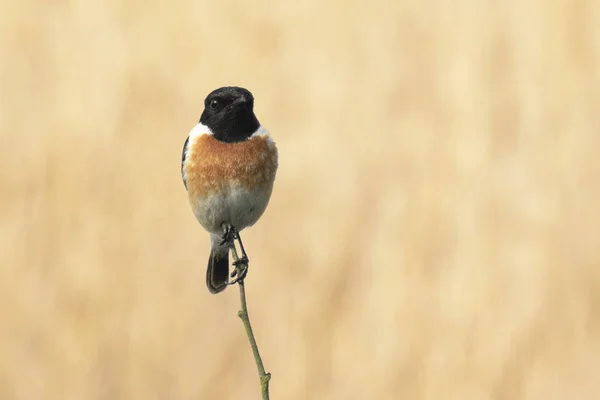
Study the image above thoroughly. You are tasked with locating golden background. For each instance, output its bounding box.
[1,1,599,399]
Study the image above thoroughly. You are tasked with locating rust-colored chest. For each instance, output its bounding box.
[185,134,278,198]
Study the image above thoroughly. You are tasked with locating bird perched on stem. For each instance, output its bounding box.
[181,86,278,294]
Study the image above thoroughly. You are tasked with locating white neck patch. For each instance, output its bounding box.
[251,125,270,138]
[188,123,213,142]
[250,125,276,149]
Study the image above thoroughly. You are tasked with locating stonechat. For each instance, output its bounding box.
[181,87,278,294]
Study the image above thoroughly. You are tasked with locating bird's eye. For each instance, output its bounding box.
[210,99,220,110]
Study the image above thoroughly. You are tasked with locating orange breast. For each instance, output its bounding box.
[185,134,278,198]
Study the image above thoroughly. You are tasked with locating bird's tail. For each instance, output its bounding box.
[206,234,230,294]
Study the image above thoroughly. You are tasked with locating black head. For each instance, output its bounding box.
[199,86,260,143]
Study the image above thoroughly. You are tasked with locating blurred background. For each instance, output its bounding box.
[1,0,599,399]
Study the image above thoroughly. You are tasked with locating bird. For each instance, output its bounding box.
[181,86,278,294]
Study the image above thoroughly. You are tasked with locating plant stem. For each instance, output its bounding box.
[229,240,271,399]
[238,281,271,399]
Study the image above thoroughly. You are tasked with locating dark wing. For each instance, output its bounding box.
[181,136,190,190]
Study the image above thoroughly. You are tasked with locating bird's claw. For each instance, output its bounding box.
[227,256,249,285]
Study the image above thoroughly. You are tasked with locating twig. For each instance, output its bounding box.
[230,241,271,399]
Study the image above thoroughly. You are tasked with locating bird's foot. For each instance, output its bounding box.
[227,256,249,285]
[221,223,250,286]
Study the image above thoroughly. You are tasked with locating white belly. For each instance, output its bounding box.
[191,184,273,235]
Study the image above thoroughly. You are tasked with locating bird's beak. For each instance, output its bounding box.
[233,96,248,105]
[233,95,251,109]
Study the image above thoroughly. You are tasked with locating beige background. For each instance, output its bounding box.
[1,0,600,399]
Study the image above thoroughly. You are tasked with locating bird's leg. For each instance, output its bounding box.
[220,223,236,247]
[220,225,249,286]
[230,228,249,283]
[234,229,249,267]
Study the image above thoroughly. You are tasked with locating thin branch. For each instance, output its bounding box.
[229,241,271,399]
[238,281,271,399]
